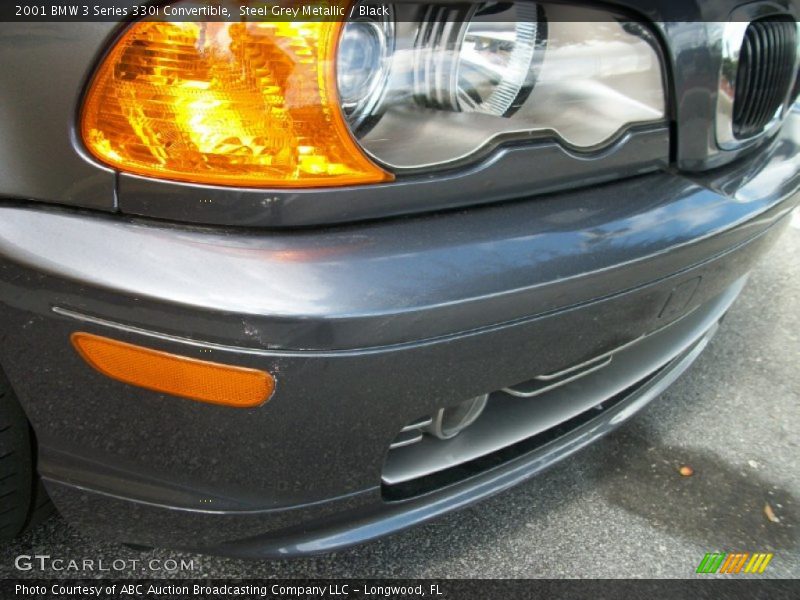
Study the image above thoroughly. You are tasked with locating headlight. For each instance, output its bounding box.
[81,1,667,188]
[350,2,666,169]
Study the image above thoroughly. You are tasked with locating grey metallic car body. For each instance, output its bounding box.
[0,1,799,557]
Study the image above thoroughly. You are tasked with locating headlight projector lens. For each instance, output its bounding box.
[337,11,395,129]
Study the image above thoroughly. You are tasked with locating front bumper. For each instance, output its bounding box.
[0,113,798,557]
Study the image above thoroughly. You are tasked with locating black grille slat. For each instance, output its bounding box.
[741,31,763,130]
[751,23,768,126]
[734,35,755,128]
[733,18,797,139]
[751,22,775,130]
[765,23,784,121]
[761,24,778,122]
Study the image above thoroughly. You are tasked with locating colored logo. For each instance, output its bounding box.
[696,552,773,574]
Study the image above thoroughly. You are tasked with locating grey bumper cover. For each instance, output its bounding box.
[0,113,797,557]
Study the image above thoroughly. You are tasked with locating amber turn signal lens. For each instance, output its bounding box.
[71,333,274,408]
[80,17,391,187]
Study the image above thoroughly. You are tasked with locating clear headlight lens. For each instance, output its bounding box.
[340,2,667,170]
[337,15,394,128]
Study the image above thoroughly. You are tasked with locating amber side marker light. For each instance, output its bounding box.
[71,332,274,408]
[80,16,391,187]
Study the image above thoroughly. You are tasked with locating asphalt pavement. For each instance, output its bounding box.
[1,209,798,580]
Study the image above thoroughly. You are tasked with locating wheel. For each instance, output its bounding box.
[0,368,54,541]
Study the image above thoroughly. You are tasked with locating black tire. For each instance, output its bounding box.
[0,368,54,541]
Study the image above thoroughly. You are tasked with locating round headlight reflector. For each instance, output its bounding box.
[337,14,394,129]
[457,3,543,116]
[413,2,544,116]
